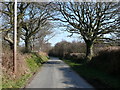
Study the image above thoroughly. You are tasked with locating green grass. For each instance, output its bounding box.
[2,53,48,88]
[63,59,120,88]
[2,74,32,88]
[26,54,41,73]
[26,53,48,73]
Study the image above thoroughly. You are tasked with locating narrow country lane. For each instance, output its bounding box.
[26,57,94,88]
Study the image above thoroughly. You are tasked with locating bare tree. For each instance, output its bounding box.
[0,2,14,49]
[30,21,54,52]
[21,3,54,52]
[1,2,55,52]
[51,2,120,61]
[0,2,30,49]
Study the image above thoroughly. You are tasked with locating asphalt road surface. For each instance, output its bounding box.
[26,57,94,88]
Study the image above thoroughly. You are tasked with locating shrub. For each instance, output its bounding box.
[49,41,86,58]
[90,46,120,76]
[2,50,48,88]
[65,53,86,63]
[2,49,29,79]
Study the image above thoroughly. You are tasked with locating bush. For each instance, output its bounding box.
[65,53,86,63]
[49,41,86,58]
[2,50,48,88]
[2,49,29,79]
[90,46,120,76]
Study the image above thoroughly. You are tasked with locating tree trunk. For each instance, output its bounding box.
[85,40,94,61]
[4,36,14,50]
[17,28,21,46]
[25,39,29,53]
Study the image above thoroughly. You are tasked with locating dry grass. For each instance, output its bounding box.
[38,51,48,57]
[2,49,49,88]
[2,49,30,79]
[98,46,120,53]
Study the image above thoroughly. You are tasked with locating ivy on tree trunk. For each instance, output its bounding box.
[85,40,94,61]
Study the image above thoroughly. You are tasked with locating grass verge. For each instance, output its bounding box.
[2,52,48,88]
[63,59,120,88]
[2,74,32,88]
